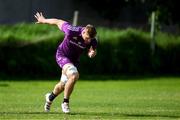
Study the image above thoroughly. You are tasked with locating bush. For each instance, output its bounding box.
[0,23,180,79]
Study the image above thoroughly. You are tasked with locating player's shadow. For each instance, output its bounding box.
[1,111,179,119]
[0,112,60,114]
[71,112,180,119]
[80,74,180,81]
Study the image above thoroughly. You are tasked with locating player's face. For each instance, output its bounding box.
[82,29,91,44]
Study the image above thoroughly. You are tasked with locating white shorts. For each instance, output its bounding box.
[60,64,78,84]
[60,74,68,84]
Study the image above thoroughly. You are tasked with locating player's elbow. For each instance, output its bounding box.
[56,20,66,27]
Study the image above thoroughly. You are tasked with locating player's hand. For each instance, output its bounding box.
[34,12,46,24]
[88,46,96,58]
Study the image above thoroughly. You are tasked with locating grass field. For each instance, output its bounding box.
[0,77,180,120]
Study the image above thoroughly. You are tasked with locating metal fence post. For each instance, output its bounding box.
[73,10,79,26]
[150,11,156,55]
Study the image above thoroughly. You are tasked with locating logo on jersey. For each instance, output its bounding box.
[67,25,80,31]
[73,37,78,40]
[70,40,85,49]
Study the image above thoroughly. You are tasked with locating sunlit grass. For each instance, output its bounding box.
[0,77,180,119]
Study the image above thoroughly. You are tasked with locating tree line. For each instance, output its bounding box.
[75,0,179,25]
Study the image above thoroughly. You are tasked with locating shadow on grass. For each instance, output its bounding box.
[80,74,180,81]
[72,112,180,119]
[0,83,9,87]
[0,112,61,115]
[0,111,179,119]
[1,74,180,81]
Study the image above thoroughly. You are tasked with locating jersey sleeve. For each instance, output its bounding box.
[58,22,81,36]
[89,39,98,50]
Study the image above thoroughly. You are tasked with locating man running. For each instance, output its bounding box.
[34,12,98,113]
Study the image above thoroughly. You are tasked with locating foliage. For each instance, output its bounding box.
[0,23,180,78]
[0,23,63,43]
[145,0,179,25]
[74,0,125,22]
[74,0,179,25]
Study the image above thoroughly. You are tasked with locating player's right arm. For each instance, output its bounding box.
[34,12,66,29]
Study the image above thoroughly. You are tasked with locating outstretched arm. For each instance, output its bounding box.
[34,12,66,28]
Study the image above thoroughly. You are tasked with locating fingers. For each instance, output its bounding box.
[34,12,44,24]
[34,14,38,19]
[34,12,43,19]
[88,49,96,58]
[34,12,39,19]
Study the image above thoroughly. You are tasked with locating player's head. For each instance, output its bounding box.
[82,24,97,43]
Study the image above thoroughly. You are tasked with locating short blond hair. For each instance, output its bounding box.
[85,24,97,38]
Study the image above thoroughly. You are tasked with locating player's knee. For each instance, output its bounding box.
[59,81,65,88]
[67,74,79,84]
[56,82,65,90]
[70,72,79,81]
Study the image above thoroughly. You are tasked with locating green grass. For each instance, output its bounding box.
[0,77,180,120]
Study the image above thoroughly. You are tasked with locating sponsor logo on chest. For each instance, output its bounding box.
[70,40,86,49]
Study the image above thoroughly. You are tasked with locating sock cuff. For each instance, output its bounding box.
[49,92,57,101]
[63,98,69,103]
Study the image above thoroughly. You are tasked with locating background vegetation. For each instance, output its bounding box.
[75,0,180,26]
[0,23,180,79]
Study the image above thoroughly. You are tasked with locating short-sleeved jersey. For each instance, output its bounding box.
[56,22,97,64]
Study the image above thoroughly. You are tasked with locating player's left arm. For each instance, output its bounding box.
[88,38,98,58]
[88,46,97,58]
